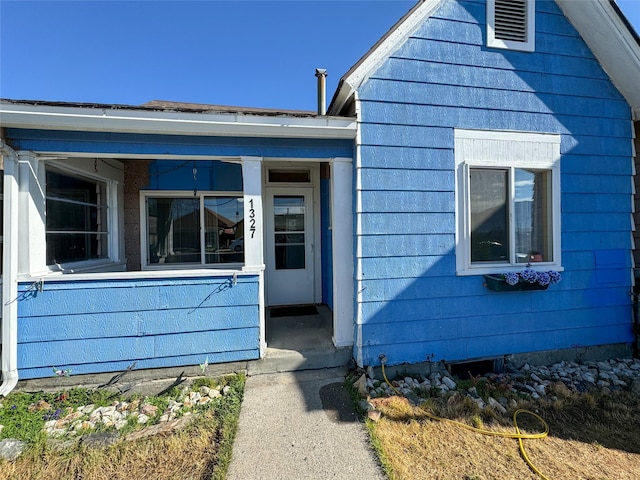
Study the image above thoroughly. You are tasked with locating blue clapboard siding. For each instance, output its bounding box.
[17,275,260,379]
[146,160,244,191]
[355,0,634,367]
[321,177,334,309]
[5,129,354,160]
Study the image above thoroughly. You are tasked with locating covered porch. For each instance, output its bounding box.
[1,99,356,381]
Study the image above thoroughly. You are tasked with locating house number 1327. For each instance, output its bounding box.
[249,199,257,238]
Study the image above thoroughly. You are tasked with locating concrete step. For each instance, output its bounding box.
[247,347,352,375]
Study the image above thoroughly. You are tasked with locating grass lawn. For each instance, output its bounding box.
[360,376,640,480]
[0,373,245,480]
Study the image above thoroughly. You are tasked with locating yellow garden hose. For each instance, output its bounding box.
[380,361,550,480]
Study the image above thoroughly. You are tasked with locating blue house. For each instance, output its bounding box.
[2,0,640,392]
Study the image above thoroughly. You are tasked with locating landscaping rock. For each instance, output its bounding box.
[0,438,26,461]
[487,397,507,414]
[124,415,192,442]
[354,374,368,397]
[354,357,640,414]
[140,403,158,417]
[47,437,78,451]
[367,410,382,422]
[28,400,51,412]
[442,376,457,390]
[79,432,119,449]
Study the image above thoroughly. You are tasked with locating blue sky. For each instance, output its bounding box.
[1,0,639,112]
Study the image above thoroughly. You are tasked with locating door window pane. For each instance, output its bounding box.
[274,196,305,269]
[470,169,508,262]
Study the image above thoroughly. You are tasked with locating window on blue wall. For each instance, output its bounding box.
[46,169,109,264]
[455,129,561,276]
[470,167,552,264]
[145,193,244,267]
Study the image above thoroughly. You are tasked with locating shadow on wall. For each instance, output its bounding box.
[356,0,634,369]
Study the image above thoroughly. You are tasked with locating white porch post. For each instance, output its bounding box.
[0,145,20,395]
[17,151,47,276]
[331,157,354,347]
[241,157,266,355]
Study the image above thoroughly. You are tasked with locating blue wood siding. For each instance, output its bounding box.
[321,177,334,309]
[145,160,243,191]
[355,0,634,366]
[17,275,260,379]
[5,129,354,160]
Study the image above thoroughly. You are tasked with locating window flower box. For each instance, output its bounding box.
[484,264,561,292]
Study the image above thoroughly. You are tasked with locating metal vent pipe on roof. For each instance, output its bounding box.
[315,68,327,116]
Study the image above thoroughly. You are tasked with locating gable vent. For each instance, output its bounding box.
[494,0,527,42]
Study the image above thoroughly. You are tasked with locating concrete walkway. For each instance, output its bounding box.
[227,368,386,480]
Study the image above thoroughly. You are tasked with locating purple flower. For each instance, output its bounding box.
[43,408,63,421]
[520,268,538,283]
[548,270,562,285]
[503,272,520,286]
[500,265,562,287]
[536,271,551,286]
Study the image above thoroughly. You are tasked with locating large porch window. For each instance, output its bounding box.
[45,168,109,265]
[144,193,244,267]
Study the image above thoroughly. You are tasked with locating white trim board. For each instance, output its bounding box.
[556,0,640,120]
[0,102,357,139]
[328,0,443,115]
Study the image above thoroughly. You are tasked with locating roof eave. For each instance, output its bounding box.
[0,101,357,140]
[543,0,640,120]
[327,0,443,116]
[329,0,640,121]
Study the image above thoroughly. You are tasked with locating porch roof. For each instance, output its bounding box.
[0,98,356,140]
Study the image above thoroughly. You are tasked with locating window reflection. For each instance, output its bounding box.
[470,169,509,262]
[147,195,244,266]
[46,169,108,264]
[515,168,552,263]
[469,167,552,265]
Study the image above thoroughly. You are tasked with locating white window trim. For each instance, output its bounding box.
[487,0,536,53]
[454,129,561,276]
[44,159,122,272]
[139,190,245,271]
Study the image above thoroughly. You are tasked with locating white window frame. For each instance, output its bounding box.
[44,160,121,272]
[454,129,561,276]
[140,190,245,270]
[487,0,536,53]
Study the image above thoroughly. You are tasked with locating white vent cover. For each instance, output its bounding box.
[494,0,527,42]
[487,0,535,52]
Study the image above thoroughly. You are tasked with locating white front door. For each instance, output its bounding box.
[265,187,315,306]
